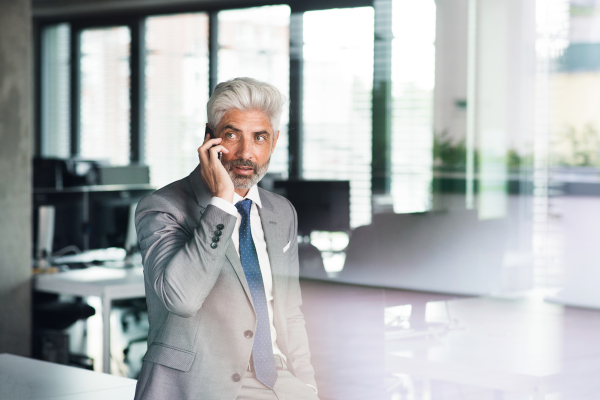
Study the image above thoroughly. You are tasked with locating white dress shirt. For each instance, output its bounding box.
[210,186,317,394]
[210,186,285,360]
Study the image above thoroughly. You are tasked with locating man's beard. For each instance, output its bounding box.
[222,157,270,189]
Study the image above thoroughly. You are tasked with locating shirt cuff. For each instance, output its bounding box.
[306,384,318,394]
[210,196,238,217]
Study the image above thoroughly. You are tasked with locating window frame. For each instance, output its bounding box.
[33,0,384,186]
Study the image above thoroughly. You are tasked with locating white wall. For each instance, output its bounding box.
[433,0,536,155]
[433,0,468,143]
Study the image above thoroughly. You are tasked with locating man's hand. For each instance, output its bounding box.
[198,134,234,203]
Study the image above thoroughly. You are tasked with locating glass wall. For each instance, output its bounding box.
[79,27,131,165]
[33,2,600,397]
[541,0,600,307]
[338,0,538,297]
[144,13,210,188]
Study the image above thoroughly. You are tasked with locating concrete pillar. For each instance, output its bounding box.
[0,0,33,356]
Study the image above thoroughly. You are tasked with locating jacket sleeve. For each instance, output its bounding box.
[284,201,318,389]
[135,194,237,318]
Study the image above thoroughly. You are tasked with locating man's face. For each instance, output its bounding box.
[215,109,279,189]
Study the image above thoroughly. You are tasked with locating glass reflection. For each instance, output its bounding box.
[391,0,436,214]
[302,7,375,229]
[544,0,600,307]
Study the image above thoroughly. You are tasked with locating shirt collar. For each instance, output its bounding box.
[233,185,262,209]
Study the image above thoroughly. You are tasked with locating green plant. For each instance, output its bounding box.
[552,124,600,167]
[433,130,531,170]
[432,130,474,169]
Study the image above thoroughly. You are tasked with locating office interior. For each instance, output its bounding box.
[2,0,600,398]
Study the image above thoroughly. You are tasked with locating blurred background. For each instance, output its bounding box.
[3,0,600,399]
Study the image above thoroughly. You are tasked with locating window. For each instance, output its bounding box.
[36,2,432,232]
[41,23,70,158]
[302,7,375,228]
[218,5,291,177]
[144,13,210,187]
[390,0,437,213]
[79,27,131,165]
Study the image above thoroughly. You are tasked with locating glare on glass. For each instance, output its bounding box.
[303,7,375,228]
[390,0,437,214]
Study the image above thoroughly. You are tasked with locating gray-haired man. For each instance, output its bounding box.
[134,78,319,399]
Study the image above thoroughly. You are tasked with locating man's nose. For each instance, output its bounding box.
[237,136,253,160]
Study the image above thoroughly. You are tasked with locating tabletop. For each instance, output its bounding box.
[0,354,137,400]
[34,266,146,299]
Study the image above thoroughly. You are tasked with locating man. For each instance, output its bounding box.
[134,77,319,400]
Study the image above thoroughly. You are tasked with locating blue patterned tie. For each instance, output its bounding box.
[235,199,278,389]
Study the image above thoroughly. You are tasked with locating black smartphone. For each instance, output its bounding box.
[205,125,222,161]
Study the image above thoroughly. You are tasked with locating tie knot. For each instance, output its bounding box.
[235,199,252,217]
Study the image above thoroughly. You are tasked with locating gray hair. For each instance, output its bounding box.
[207,77,287,133]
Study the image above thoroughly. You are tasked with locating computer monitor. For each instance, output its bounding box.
[87,191,149,250]
[274,180,351,235]
[33,192,85,256]
[33,188,152,256]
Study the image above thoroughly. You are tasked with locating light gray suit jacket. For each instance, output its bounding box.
[133,165,317,400]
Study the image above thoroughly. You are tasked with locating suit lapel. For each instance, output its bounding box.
[258,191,289,330]
[225,241,254,308]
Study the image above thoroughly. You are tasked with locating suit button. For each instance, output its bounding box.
[217,224,224,230]
[214,230,222,237]
[212,236,220,242]
[232,373,241,382]
[244,330,254,339]
[210,242,218,249]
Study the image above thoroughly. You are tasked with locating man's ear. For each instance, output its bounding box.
[271,131,280,153]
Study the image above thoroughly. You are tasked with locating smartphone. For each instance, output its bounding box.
[205,125,222,161]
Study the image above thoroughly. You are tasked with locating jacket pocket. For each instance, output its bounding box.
[143,342,196,372]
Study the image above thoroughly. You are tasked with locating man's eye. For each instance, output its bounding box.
[256,135,266,142]
[226,132,237,139]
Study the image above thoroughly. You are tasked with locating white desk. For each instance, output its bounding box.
[0,354,137,399]
[34,266,146,374]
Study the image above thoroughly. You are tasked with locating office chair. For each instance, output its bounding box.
[113,297,149,367]
[32,291,96,369]
[298,241,328,280]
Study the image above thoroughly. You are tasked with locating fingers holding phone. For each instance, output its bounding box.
[206,126,222,161]
[198,129,234,203]
[199,133,226,164]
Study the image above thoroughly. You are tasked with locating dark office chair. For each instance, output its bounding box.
[273,180,351,281]
[113,297,149,365]
[298,242,328,280]
[32,291,96,369]
[33,293,96,330]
